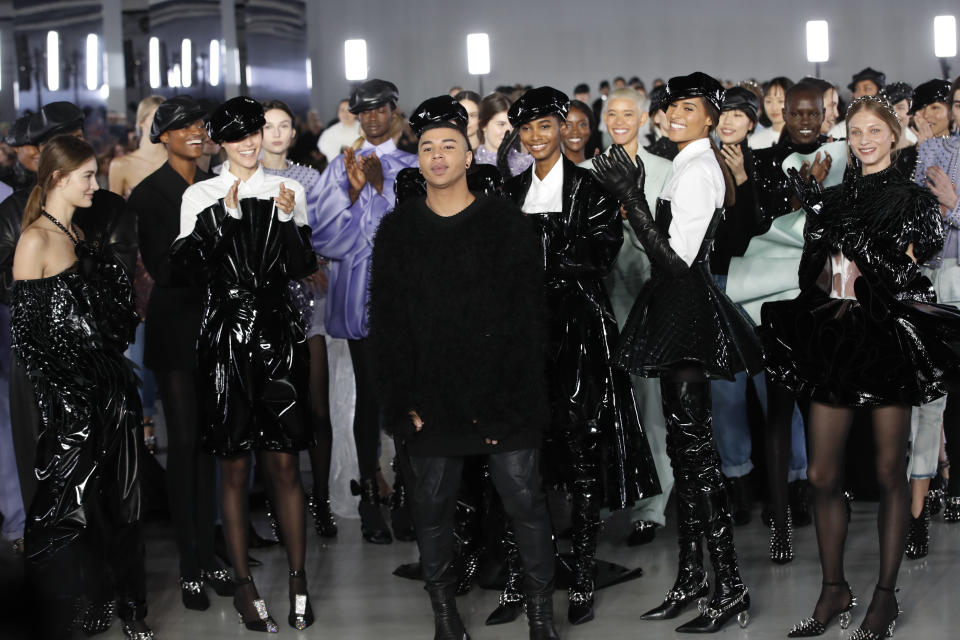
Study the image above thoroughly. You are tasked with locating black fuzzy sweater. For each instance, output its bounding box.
[368,193,548,457]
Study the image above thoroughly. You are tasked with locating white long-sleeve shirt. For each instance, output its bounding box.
[178,161,307,239]
[659,137,725,266]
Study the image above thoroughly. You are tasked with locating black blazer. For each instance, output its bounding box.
[131,162,211,370]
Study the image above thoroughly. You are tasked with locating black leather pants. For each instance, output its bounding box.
[409,448,555,596]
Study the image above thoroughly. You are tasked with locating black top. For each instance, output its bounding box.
[369,194,548,457]
[711,141,762,276]
[752,134,829,227]
[130,162,211,369]
[645,135,679,161]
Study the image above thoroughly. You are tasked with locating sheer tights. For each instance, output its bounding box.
[222,451,306,619]
[307,336,333,497]
[806,402,908,633]
[765,377,795,527]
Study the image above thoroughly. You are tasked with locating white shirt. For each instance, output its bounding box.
[521,158,564,213]
[747,125,781,149]
[178,161,307,239]
[317,121,361,162]
[659,137,724,266]
[828,120,847,140]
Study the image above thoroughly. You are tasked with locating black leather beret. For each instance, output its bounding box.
[909,79,951,115]
[348,79,399,115]
[721,87,760,123]
[206,96,265,144]
[507,86,569,128]
[648,85,669,115]
[848,67,886,92]
[665,72,725,114]
[27,101,85,145]
[4,115,33,147]
[150,95,207,143]
[409,96,469,138]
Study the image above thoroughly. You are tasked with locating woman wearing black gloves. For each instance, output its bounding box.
[591,71,761,634]
[172,97,318,632]
[764,96,960,639]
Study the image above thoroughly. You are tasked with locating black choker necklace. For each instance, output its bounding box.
[41,211,80,246]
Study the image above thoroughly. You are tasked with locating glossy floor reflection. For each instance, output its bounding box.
[3,498,958,639]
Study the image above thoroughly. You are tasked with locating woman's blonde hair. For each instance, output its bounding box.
[136,95,165,139]
[22,135,96,230]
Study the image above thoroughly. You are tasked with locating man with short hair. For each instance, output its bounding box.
[312,79,417,545]
[369,96,559,640]
[573,82,590,103]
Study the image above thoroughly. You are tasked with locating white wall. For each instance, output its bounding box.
[308,0,959,118]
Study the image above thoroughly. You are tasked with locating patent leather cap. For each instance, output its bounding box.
[848,67,886,92]
[28,101,85,144]
[879,82,913,110]
[721,87,759,123]
[507,86,570,127]
[665,72,725,113]
[909,79,951,114]
[408,95,468,138]
[4,115,32,147]
[348,79,399,115]
[150,95,207,143]
[206,96,265,144]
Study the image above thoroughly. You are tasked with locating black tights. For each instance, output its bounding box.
[943,393,960,495]
[765,376,795,527]
[221,451,306,615]
[306,336,333,496]
[806,402,909,633]
[348,338,380,481]
[156,369,216,578]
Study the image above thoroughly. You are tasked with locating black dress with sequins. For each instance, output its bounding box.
[11,242,141,564]
[761,164,960,406]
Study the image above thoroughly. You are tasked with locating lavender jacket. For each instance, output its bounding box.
[311,139,416,339]
[915,135,960,264]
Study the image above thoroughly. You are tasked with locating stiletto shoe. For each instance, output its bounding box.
[787,581,857,637]
[234,576,279,633]
[905,497,931,559]
[944,495,960,522]
[848,586,899,640]
[179,577,210,610]
[769,507,794,564]
[486,526,524,625]
[288,569,315,630]
[307,491,338,538]
[641,541,709,620]
[80,599,115,635]
[675,586,750,632]
[352,478,393,544]
[117,600,154,640]
[202,568,236,597]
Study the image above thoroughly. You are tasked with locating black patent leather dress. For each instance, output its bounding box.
[11,244,141,566]
[615,199,764,380]
[171,198,317,456]
[506,157,660,510]
[762,164,960,406]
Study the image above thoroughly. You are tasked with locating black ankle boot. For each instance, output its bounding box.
[117,599,154,639]
[390,455,417,542]
[568,511,600,625]
[485,525,524,625]
[905,496,931,559]
[526,593,560,640]
[307,491,338,538]
[641,540,709,620]
[427,585,469,640]
[352,478,392,544]
[769,507,794,564]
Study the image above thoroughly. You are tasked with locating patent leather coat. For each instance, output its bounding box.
[505,157,660,510]
[11,244,141,562]
[171,197,317,455]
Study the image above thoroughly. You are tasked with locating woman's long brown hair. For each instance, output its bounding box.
[22,135,96,230]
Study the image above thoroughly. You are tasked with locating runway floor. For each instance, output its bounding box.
[3,495,958,639]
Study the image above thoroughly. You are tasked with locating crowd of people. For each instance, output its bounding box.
[0,65,959,640]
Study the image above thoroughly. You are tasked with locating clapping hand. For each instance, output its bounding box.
[225,179,240,209]
[361,152,385,195]
[344,148,367,203]
[275,183,295,215]
[926,166,959,212]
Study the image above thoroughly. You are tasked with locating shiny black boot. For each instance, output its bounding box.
[352,477,392,544]
[641,540,709,620]
[427,585,469,640]
[769,506,794,564]
[117,599,154,639]
[307,491,338,538]
[905,496,931,559]
[485,524,524,625]
[454,486,483,595]
[568,485,600,624]
[526,593,560,640]
[390,455,417,542]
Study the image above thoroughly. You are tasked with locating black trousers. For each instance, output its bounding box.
[408,448,554,595]
[348,338,381,480]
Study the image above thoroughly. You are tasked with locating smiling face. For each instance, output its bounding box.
[358,104,393,144]
[764,85,786,127]
[222,131,262,170]
[847,108,896,173]
[55,156,99,207]
[665,97,713,148]
[16,144,40,173]
[717,109,754,145]
[783,89,824,145]
[604,97,647,146]
[822,88,839,133]
[563,106,591,154]
[263,108,295,156]
[481,111,512,151]
[417,127,472,189]
[161,119,206,160]
[518,115,563,166]
[922,102,951,137]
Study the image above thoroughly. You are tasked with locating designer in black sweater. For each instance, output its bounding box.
[368,95,559,640]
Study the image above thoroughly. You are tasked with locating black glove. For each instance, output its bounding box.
[592,145,688,277]
[787,167,824,216]
[496,128,521,179]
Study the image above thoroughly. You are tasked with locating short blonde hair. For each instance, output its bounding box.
[606,88,644,111]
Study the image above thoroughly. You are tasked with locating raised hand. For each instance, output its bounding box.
[721,143,749,185]
[787,166,824,215]
[809,151,832,184]
[591,144,644,205]
[275,182,295,215]
[926,166,959,212]
[344,148,366,203]
[361,152,384,195]
[225,179,240,209]
[496,128,520,178]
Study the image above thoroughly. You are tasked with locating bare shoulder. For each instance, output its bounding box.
[13,226,50,280]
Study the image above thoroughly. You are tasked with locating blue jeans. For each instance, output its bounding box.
[0,304,26,540]
[711,275,807,481]
[126,322,157,417]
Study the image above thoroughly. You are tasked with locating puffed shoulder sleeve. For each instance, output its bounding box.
[170,189,238,277]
